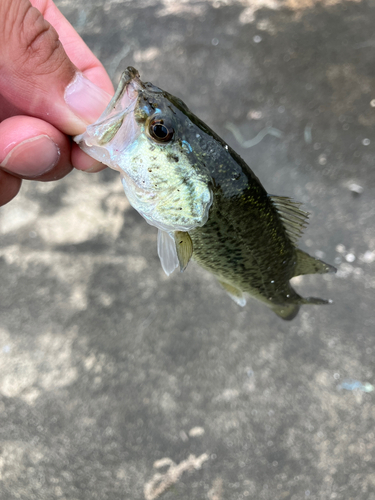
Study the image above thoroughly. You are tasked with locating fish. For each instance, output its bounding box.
[74,67,336,320]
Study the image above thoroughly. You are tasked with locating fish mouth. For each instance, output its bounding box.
[74,67,144,167]
[104,66,144,117]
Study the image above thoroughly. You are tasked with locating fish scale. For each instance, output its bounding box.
[190,185,295,294]
[75,67,335,320]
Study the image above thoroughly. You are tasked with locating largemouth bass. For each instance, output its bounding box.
[75,67,335,320]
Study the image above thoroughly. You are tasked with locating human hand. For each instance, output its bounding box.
[0,0,114,206]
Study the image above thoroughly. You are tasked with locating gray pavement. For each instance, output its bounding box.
[1,0,375,499]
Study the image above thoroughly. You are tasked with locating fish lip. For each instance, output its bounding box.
[124,66,145,88]
[102,67,144,116]
[118,66,146,94]
[124,66,140,82]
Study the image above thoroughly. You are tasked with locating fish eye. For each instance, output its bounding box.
[149,119,174,143]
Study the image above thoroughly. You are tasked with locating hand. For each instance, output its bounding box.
[0,0,114,206]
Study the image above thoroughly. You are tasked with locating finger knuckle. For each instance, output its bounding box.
[18,5,62,75]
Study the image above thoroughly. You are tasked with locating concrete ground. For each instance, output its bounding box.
[1,0,375,499]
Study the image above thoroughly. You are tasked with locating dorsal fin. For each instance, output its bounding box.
[270,195,309,243]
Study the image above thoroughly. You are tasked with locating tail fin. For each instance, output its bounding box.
[300,296,332,305]
[272,296,332,320]
[272,304,300,321]
[294,249,336,277]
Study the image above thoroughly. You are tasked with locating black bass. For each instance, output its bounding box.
[75,67,335,320]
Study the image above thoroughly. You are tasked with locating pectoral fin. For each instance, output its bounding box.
[174,231,193,272]
[218,280,247,307]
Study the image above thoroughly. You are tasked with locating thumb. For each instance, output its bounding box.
[0,0,112,136]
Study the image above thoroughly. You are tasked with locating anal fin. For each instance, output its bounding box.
[294,249,336,277]
[218,280,247,307]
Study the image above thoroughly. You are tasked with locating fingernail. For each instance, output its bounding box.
[65,72,112,124]
[86,162,107,173]
[0,135,60,177]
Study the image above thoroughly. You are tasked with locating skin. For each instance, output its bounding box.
[77,69,334,319]
[0,0,114,206]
